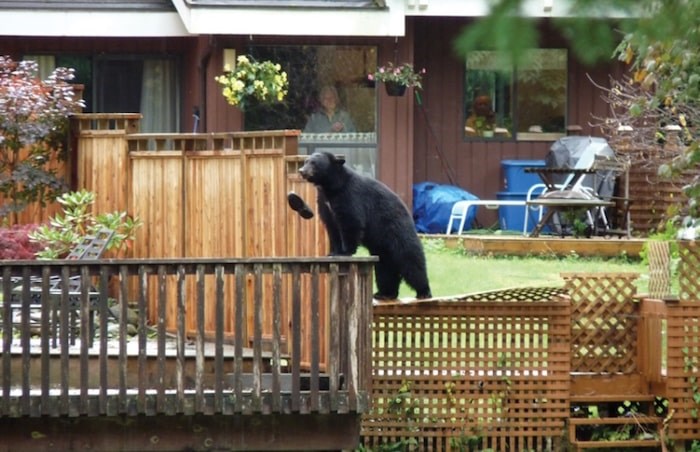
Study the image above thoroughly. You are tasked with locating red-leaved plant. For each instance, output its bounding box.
[0,224,40,260]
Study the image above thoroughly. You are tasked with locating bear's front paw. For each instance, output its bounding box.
[328,251,352,257]
[287,192,314,219]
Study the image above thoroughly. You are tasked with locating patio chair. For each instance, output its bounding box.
[523,137,614,235]
[8,228,114,346]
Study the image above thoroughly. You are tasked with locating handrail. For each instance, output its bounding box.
[0,257,375,418]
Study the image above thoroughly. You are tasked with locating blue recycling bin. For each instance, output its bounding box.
[501,159,546,192]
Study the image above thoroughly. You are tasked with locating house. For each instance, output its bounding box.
[0,0,627,227]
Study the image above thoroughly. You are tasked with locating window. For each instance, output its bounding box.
[464,49,567,141]
[24,54,180,133]
[246,45,378,177]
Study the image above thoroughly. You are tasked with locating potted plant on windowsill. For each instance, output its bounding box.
[472,116,494,137]
[368,62,425,97]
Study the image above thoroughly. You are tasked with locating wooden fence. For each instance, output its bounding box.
[362,288,572,452]
[665,240,700,442]
[0,257,373,450]
[361,245,700,450]
[69,114,332,370]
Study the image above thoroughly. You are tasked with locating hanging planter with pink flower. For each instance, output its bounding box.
[368,62,425,98]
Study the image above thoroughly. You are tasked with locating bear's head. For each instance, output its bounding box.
[299,152,346,186]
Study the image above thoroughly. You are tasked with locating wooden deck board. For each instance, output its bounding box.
[433,233,645,257]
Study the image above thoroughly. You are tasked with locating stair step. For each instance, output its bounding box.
[570,394,657,403]
[569,416,662,450]
[569,416,661,426]
[572,439,661,449]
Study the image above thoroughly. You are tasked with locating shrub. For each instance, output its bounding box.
[0,56,85,223]
[0,224,40,259]
[29,189,142,259]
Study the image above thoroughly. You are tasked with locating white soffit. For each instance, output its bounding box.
[171,0,406,36]
[405,0,633,18]
[0,11,188,37]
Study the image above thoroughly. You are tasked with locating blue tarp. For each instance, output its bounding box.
[413,182,479,234]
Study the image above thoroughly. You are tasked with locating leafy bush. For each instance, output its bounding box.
[29,190,142,259]
[0,224,41,259]
[0,56,85,223]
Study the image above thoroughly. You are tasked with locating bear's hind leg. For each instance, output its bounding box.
[399,261,432,299]
[373,260,401,300]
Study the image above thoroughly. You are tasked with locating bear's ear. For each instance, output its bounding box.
[334,154,346,166]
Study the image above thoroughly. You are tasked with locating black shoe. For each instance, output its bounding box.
[287,192,314,219]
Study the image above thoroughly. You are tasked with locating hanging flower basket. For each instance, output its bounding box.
[384,81,407,97]
[214,55,288,111]
[368,62,425,99]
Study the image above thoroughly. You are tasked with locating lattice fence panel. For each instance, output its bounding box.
[647,240,671,298]
[361,295,571,451]
[665,302,700,440]
[678,241,700,302]
[562,273,640,374]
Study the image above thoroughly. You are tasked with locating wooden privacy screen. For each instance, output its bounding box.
[562,272,640,374]
[362,292,571,452]
[73,114,337,371]
[666,241,700,440]
[665,301,700,441]
[678,240,700,302]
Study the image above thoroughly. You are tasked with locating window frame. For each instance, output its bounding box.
[463,48,568,142]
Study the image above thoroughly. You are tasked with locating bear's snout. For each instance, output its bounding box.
[299,163,313,180]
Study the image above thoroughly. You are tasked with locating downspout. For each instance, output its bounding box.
[197,36,214,132]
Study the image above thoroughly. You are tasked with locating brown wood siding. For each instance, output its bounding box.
[412,17,627,226]
[376,25,415,204]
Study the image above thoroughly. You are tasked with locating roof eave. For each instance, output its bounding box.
[171,0,406,36]
[0,10,189,37]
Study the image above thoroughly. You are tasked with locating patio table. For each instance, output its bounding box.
[526,197,614,237]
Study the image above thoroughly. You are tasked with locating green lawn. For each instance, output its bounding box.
[395,237,649,299]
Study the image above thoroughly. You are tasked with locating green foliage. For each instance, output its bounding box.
[28,189,142,259]
[639,219,680,266]
[453,0,539,67]
[356,439,418,452]
[0,56,84,223]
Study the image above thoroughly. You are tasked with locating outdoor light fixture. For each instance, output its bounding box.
[223,48,236,70]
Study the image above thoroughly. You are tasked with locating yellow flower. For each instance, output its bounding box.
[232,80,245,92]
[215,55,288,109]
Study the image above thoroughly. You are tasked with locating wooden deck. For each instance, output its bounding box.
[432,233,645,258]
[0,257,375,451]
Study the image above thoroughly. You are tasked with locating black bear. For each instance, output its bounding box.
[299,151,432,300]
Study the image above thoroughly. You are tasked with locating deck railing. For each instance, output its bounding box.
[0,257,374,418]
